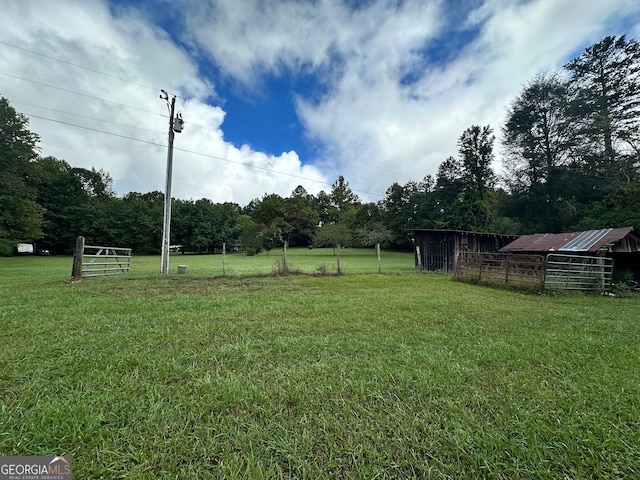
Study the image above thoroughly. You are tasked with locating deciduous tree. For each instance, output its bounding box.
[0,97,43,254]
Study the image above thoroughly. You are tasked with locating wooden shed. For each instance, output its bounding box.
[413,229,519,273]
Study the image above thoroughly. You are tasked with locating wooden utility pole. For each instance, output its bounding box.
[159,90,184,276]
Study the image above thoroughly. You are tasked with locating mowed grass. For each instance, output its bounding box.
[1,252,639,479]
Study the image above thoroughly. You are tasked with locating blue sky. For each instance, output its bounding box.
[2,0,639,205]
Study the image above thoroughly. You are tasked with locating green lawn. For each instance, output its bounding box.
[1,252,639,479]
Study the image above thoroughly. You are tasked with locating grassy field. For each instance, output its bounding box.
[1,251,639,479]
[155,247,414,277]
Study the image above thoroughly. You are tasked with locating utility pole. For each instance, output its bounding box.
[159,89,183,276]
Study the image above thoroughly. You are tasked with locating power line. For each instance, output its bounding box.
[0,40,174,97]
[3,61,397,195]
[5,63,386,190]
[16,94,387,193]
[11,100,165,135]
[19,111,167,147]
[1,72,168,118]
[17,111,385,198]
[2,41,412,182]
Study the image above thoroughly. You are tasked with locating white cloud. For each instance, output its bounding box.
[181,0,342,87]
[183,0,640,199]
[2,0,639,206]
[294,0,640,196]
[0,0,328,205]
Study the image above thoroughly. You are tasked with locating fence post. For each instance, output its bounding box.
[505,255,510,284]
[71,236,85,280]
[222,242,226,277]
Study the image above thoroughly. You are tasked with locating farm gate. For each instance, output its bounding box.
[455,252,614,293]
[71,236,132,279]
[544,254,613,292]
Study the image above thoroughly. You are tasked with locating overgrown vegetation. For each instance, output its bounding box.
[1,255,639,478]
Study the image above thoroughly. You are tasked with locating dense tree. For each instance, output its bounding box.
[502,73,579,232]
[354,202,383,229]
[458,125,496,194]
[0,96,43,254]
[310,190,338,225]
[259,226,282,254]
[433,126,496,231]
[284,187,318,246]
[503,73,573,188]
[183,199,216,253]
[432,156,465,229]
[211,202,241,248]
[498,36,640,233]
[172,199,239,253]
[247,191,318,247]
[249,193,286,228]
[565,35,640,188]
[379,179,434,247]
[31,157,115,254]
[577,181,640,230]
[119,191,164,254]
[236,214,262,255]
[329,175,359,213]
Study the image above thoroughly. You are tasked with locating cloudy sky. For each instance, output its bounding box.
[2,0,639,205]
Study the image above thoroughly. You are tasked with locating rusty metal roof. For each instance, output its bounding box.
[499,227,635,253]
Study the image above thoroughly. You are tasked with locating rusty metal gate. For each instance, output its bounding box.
[455,252,614,293]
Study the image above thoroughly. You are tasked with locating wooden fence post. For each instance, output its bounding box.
[71,236,85,280]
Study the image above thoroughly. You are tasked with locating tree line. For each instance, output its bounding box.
[1,35,639,256]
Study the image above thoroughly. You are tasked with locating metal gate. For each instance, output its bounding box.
[545,254,613,293]
[71,236,131,279]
